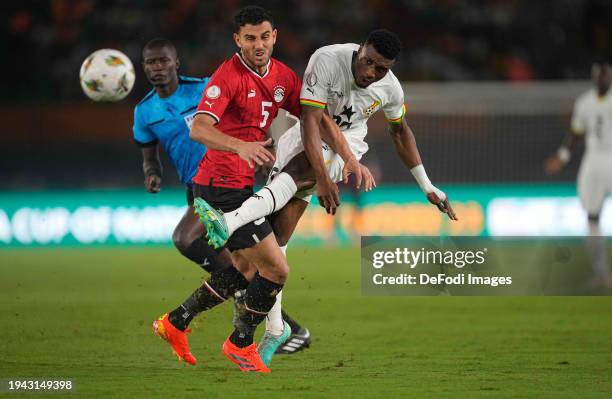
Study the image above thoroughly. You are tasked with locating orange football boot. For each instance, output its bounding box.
[152,313,197,365]
[222,337,270,372]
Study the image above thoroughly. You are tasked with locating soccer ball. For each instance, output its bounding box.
[79,49,135,102]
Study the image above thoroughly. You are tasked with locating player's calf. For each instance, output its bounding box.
[230,272,284,346]
[166,265,250,331]
[226,235,288,352]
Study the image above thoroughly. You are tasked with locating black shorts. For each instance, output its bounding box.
[186,184,195,206]
[193,184,273,251]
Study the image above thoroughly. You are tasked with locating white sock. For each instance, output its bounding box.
[265,245,287,336]
[224,172,297,235]
[586,219,611,279]
[265,290,284,335]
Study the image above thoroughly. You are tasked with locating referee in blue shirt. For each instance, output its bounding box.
[133,38,227,273]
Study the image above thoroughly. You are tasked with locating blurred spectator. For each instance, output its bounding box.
[1,0,611,102]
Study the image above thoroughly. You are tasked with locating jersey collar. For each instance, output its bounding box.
[236,53,271,79]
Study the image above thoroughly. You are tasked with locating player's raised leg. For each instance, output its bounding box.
[195,150,316,249]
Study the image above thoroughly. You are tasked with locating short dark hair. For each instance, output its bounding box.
[143,38,176,56]
[365,29,401,60]
[234,6,274,32]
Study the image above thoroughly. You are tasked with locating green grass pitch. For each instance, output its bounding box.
[1,246,611,398]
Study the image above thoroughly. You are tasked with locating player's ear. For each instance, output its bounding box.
[175,57,180,70]
[233,32,241,49]
[272,29,277,45]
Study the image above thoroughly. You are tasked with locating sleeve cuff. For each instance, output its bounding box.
[195,110,220,124]
[300,99,327,109]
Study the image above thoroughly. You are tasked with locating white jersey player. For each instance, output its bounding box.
[194,29,457,352]
[545,62,612,287]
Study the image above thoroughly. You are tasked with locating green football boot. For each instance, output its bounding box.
[258,321,292,367]
[193,197,229,249]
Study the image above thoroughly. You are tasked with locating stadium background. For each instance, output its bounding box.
[2,0,612,245]
[1,2,612,398]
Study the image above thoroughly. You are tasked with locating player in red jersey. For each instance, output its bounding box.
[152,6,361,372]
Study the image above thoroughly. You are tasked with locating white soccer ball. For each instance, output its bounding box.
[79,49,135,102]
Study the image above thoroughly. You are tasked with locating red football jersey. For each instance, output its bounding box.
[193,53,301,188]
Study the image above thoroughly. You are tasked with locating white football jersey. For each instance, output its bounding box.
[571,89,612,154]
[299,43,406,157]
[572,89,612,213]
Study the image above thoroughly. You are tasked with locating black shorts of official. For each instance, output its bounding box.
[193,183,273,251]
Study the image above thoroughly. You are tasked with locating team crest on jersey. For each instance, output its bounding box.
[363,100,381,117]
[273,85,285,103]
[305,72,317,87]
[206,85,220,99]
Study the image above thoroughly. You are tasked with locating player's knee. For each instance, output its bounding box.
[172,226,191,254]
[232,253,257,281]
[272,260,290,283]
[294,177,316,191]
[283,158,316,191]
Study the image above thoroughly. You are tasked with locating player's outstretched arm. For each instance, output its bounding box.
[141,144,162,193]
[302,106,341,214]
[389,119,458,221]
[190,113,274,168]
[544,131,583,175]
[318,114,376,192]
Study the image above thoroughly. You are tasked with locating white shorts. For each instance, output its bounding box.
[577,153,612,215]
[268,123,362,202]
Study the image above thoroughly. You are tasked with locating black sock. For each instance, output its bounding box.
[281,310,302,333]
[230,273,284,348]
[181,239,229,273]
[169,266,250,331]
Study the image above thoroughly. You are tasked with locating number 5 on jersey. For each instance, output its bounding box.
[260,101,273,127]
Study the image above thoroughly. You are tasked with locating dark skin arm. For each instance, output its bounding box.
[389,119,422,169]
[318,113,376,192]
[389,119,457,221]
[141,144,162,193]
[301,105,342,214]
